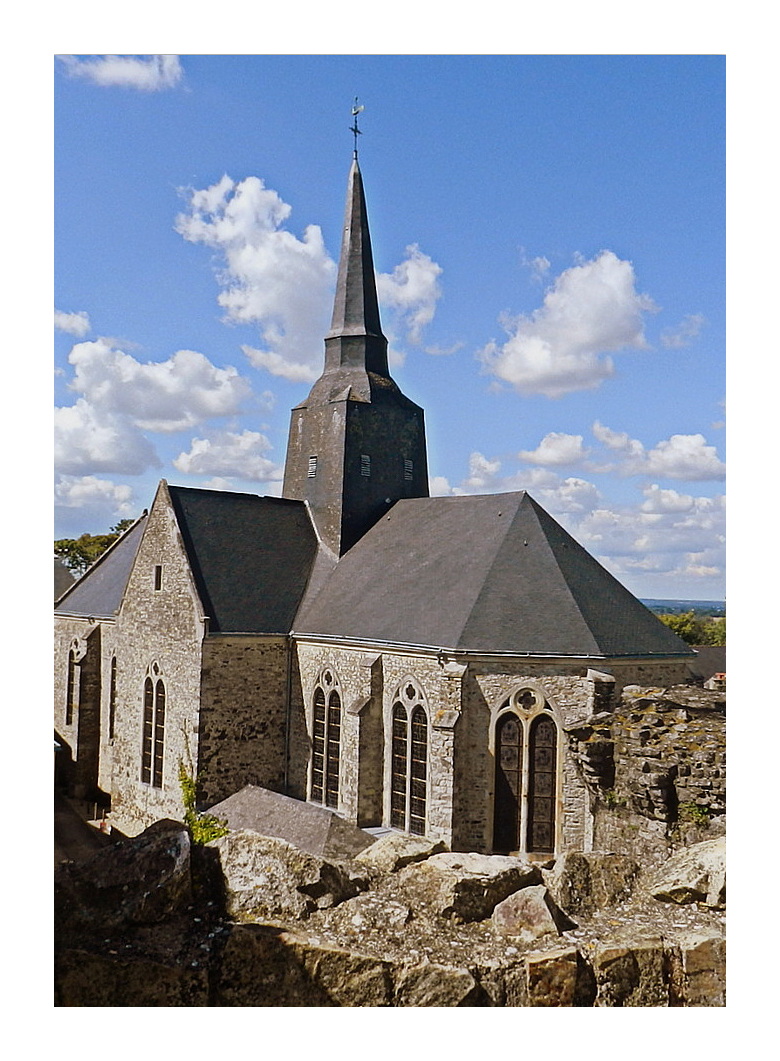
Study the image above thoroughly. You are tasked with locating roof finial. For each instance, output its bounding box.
[350,97,364,158]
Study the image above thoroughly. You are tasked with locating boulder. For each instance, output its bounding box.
[393,961,484,1007]
[355,832,447,874]
[524,947,580,1007]
[592,940,670,1007]
[676,932,726,1007]
[647,836,725,907]
[55,819,192,931]
[397,852,541,923]
[544,851,640,916]
[208,830,364,921]
[492,885,572,942]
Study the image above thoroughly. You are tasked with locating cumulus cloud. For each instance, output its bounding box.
[376,244,443,344]
[56,55,183,91]
[55,399,161,475]
[55,474,135,513]
[67,339,251,433]
[478,250,656,397]
[55,309,91,337]
[176,177,444,381]
[661,313,705,348]
[173,430,283,482]
[518,432,588,467]
[176,176,336,383]
[592,421,726,481]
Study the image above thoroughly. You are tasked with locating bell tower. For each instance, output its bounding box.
[282,155,429,555]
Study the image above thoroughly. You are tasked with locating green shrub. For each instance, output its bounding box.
[178,762,228,845]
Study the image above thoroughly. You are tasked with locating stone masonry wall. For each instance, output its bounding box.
[197,636,290,809]
[108,484,205,835]
[53,617,103,801]
[568,685,726,868]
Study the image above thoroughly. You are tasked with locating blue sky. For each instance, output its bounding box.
[54,54,725,600]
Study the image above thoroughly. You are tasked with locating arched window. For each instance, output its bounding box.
[310,668,341,809]
[390,680,428,836]
[493,687,559,856]
[108,656,117,741]
[141,664,166,788]
[65,648,80,726]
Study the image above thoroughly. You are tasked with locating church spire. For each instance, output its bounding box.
[323,157,390,379]
[281,148,429,556]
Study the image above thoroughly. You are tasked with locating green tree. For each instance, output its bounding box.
[658,611,726,646]
[54,518,137,576]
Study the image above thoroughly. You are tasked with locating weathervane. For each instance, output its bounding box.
[350,98,364,158]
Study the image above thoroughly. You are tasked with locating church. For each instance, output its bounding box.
[54,154,694,858]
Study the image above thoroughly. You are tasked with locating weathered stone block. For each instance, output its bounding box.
[525,946,580,1007]
[545,851,640,916]
[492,885,571,942]
[648,837,725,908]
[209,830,363,921]
[355,832,447,874]
[397,852,541,923]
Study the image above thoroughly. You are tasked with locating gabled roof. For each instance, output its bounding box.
[54,515,147,619]
[294,491,693,658]
[167,486,323,634]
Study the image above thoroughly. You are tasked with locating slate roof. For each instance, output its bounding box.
[167,486,323,634]
[54,516,147,619]
[295,491,694,658]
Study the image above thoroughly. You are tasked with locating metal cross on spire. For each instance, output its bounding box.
[350,98,364,158]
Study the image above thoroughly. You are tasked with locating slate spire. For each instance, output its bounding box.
[322,157,390,380]
[282,155,429,556]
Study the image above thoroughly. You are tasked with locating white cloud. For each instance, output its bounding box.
[54,308,91,337]
[54,474,135,514]
[173,430,282,482]
[661,313,705,348]
[67,339,251,433]
[176,176,336,383]
[478,250,656,397]
[54,399,160,475]
[56,55,183,91]
[518,432,588,466]
[640,484,695,513]
[592,421,726,481]
[376,244,443,344]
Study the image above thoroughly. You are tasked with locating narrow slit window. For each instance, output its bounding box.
[307,455,318,478]
[404,459,414,481]
[108,656,117,740]
[66,649,79,726]
[361,454,371,476]
[154,565,162,591]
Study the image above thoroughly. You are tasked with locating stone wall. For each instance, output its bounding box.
[53,617,103,801]
[197,636,290,808]
[568,685,726,867]
[107,484,205,835]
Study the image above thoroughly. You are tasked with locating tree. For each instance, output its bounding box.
[658,611,726,646]
[54,518,137,576]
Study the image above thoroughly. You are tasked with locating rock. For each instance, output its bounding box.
[676,932,726,1007]
[328,892,413,933]
[288,936,394,1006]
[207,785,376,861]
[215,924,336,1006]
[55,947,210,1006]
[208,830,364,921]
[647,837,725,907]
[394,961,484,1006]
[55,819,192,931]
[397,852,541,923]
[492,885,572,942]
[592,941,669,1007]
[525,947,580,1007]
[355,832,447,874]
[544,851,640,916]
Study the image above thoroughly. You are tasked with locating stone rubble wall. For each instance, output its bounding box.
[568,686,726,867]
[197,636,290,808]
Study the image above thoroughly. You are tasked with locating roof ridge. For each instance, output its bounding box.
[54,511,148,608]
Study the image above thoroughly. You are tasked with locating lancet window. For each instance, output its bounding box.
[310,668,342,809]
